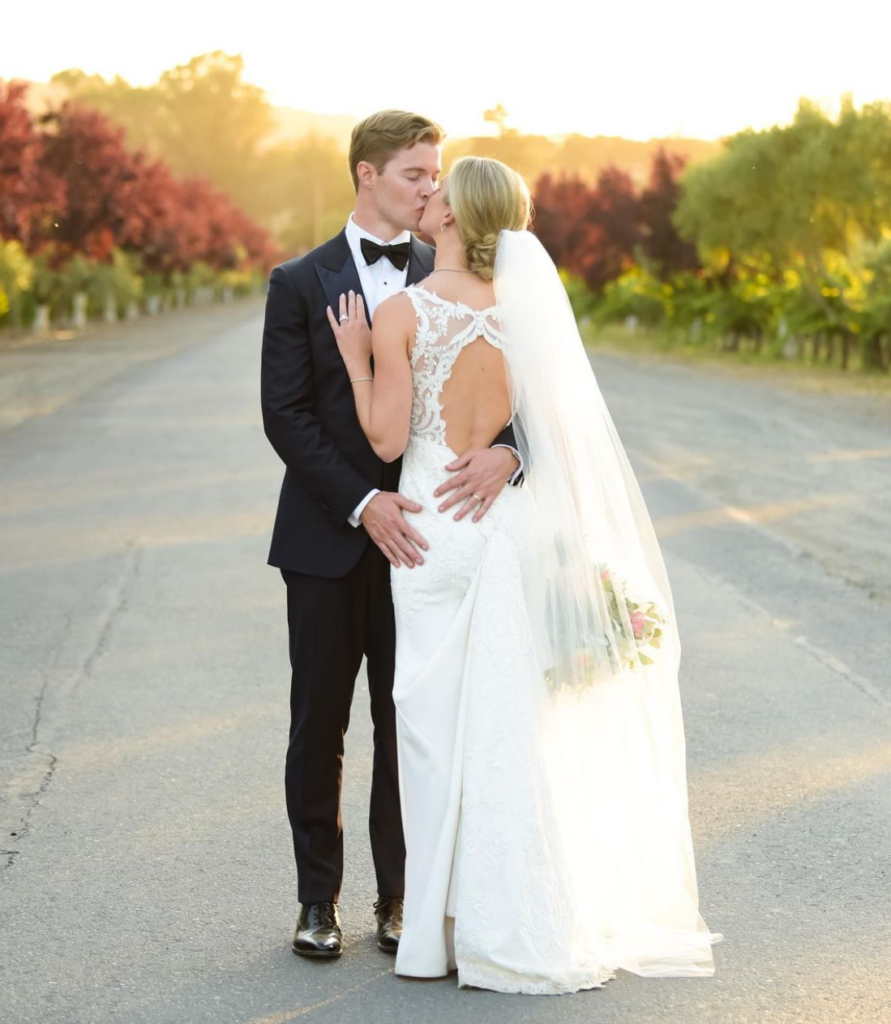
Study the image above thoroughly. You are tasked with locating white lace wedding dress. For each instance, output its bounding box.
[391,285,615,994]
[391,230,725,991]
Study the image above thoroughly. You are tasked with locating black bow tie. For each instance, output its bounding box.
[360,237,411,271]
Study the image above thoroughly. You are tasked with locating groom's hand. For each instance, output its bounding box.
[434,447,520,523]
[360,491,428,569]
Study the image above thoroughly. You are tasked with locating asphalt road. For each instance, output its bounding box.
[1,303,889,1024]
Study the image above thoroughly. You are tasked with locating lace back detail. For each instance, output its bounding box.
[405,285,504,448]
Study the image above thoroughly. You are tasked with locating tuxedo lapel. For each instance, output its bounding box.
[315,230,434,325]
[315,231,371,327]
[407,236,435,286]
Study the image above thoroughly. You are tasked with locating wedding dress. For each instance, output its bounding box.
[390,233,721,995]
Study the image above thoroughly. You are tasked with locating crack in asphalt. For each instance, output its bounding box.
[69,543,142,698]
[791,633,890,708]
[2,750,59,870]
[2,544,143,872]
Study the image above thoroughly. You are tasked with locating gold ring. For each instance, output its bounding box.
[472,493,483,504]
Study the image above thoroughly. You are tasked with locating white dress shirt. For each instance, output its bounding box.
[344,213,521,528]
[346,212,412,317]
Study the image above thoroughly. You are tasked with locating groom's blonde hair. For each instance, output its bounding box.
[349,110,444,192]
[446,157,532,281]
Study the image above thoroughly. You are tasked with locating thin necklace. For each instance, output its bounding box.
[429,268,475,275]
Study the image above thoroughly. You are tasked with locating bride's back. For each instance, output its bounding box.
[407,274,512,458]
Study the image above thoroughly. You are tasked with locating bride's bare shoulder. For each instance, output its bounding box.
[372,290,416,332]
[376,290,415,314]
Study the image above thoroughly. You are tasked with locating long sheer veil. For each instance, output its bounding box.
[494,229,721,976]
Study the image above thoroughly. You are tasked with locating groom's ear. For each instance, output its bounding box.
[356,160,377,191]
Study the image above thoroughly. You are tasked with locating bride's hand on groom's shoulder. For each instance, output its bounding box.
[360,491,429,569]
[435,448,519,523]
[326,290,371,368]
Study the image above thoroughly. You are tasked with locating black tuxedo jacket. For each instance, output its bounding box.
[261,228,519,578]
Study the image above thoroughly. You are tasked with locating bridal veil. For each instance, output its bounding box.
[493,229,721,976]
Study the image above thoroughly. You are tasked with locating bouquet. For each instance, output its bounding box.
[597,564,666,671]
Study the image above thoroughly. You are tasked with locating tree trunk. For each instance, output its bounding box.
[862,334,886,372]
[840,332,851,371]
[813,333,824,362]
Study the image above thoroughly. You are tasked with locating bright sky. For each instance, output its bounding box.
[3,0,889,140]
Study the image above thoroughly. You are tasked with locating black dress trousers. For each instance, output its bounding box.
[282,541,405,904]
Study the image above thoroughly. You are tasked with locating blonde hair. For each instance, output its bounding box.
[446,156,532,281]
[349,110,444,192]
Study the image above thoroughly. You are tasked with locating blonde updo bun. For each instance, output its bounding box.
[446,157,532,281]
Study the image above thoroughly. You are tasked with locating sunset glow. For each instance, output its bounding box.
[4,0,890,141]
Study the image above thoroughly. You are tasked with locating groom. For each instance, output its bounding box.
[261,110,521,958]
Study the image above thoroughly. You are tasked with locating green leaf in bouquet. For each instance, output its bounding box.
[639,653,654,665]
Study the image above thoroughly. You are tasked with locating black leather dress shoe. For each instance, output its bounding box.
[292,902,343,958]
[373,896,403,952]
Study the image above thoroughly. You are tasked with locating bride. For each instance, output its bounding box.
[327,155,721,994]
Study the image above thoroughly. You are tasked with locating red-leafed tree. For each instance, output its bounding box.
[2,84,277,279]
[36,103,143,264]
[30,103,276,274]
[0,80,65,251]
[180,179,244,269]
[578,167,642,291]
[169,179,276,272]
[532,173,594,268]
[534,167,642,292]
[122,157,189,274]
[639,148,699,278]
[534,152,696,291]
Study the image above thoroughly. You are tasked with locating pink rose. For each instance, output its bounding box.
[631,610,646,639]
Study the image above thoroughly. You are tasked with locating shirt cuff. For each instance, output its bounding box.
[492,444,523,484]
[348,488,380,528]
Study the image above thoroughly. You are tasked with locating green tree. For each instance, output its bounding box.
[675,98,891,346]
[153,52,273,214]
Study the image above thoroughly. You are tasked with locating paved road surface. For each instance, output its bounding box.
[1,304,889,1023]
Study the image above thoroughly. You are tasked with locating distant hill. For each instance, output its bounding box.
[264,106,723,183]
[446,132,723,186]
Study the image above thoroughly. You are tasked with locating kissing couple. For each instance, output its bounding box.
[261,109,720,994]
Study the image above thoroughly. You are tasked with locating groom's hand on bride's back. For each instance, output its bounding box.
[434,447,519,523]
[360,492,429,569]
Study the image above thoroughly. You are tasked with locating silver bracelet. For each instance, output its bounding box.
[350,376,373,384]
